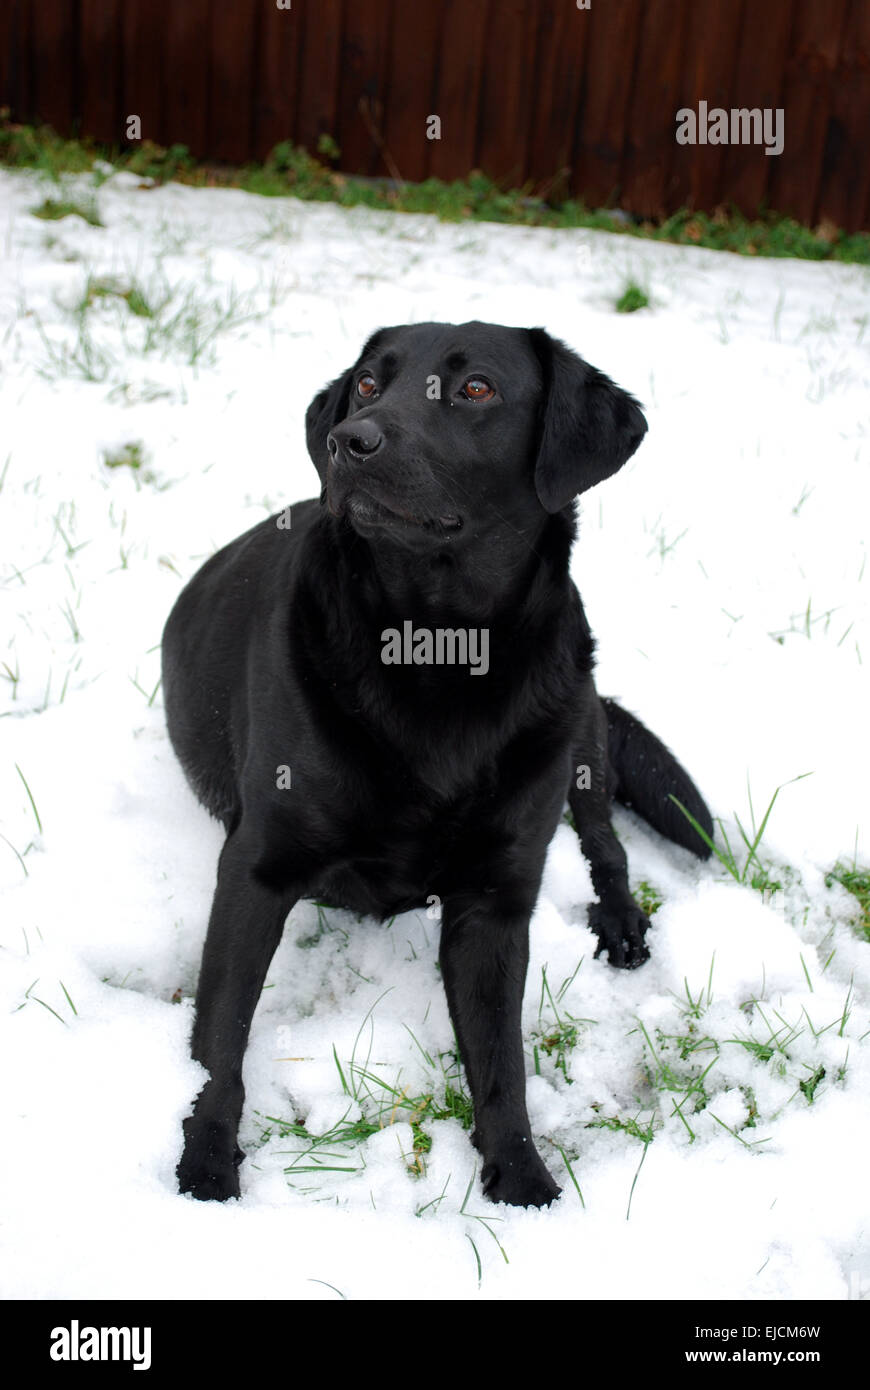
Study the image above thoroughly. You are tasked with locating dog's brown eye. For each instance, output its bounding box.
[357,374,377,398]
[462,378,494,402]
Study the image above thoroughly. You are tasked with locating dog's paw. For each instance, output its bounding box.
[481,1145,561,1208]
[589,895,650,970]
[177,1119,244,1202]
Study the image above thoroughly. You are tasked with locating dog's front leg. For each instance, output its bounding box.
[569,686,650,968]
[177,826,298,1201]
[439,892,560,1208]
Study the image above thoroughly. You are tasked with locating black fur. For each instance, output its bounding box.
[162,321,712,1208]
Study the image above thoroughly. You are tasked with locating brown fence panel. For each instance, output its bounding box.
[0,0,23,123]
[31,0,77,138]
[670,0,747,215]
[2,0,869,232]
[122,0,167,149]
[78,0,123,147]
[766,0,849,227]
[621,0,693,220]
[164,2,212,159]
[720,0,794,218]
[427,0,489,183]
[381,1,444,183]
[526,0,591,203]
[209,5,256,165]
[334,0,393,177]
[816,0,870,231]
[571,0,645,208]
[293,0,343,161]
[253,2,301,162]
[476,0,540,190]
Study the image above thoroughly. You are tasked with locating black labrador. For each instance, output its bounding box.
[162,321,713,1208]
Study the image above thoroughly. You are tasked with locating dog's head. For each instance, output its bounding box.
[305,322,647,548]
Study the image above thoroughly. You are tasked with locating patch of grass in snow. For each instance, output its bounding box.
[103,441,147,472]
[0,113,94,176]
[14,762,43,834]
[31,263,264,383]
[139,283,263,367]
[32,306,113,383]
[3,116,870,264]
[256,1047,474,1187]
[769,597,856,650]
[634,880,663,916]
[612,959,850,1151]
[645,514,688,564]
[671,773,812,900]
[0,653,21,701]
[531,961,593,1082]
[615,282,649,313]
[587,1108,656,1144]
[825,863,870,943]
[31,195,102,227]
[636,1019,720,1140]
[78,275,156,319]
[102,441,163,491]
[121,140,196,184]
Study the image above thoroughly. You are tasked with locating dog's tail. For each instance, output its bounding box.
[602,698,714,859]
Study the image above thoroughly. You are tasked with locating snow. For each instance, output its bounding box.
[0,167,868,1301]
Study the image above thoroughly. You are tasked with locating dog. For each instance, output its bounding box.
[162,321,713,1208]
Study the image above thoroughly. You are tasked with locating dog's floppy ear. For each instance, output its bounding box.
[528,328,647,513]
[305,369,353,485]
[305,329,388,484]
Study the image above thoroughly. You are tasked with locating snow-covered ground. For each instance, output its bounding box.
[1,166,868,1301]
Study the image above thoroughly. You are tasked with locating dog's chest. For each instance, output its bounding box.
[306,797,476,919]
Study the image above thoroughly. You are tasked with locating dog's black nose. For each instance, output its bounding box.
[328,419,384,460]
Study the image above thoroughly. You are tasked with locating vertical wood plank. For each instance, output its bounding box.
[620,0,693,219]
[719,0,794,218]
[476,0,540,188]
[79,0,123,146]
[571,0,645,207]
[0,0,23,119]
[31,0,77,136]
[815,0,870,230]
[525,0,591,201]
[766,0,848,227]
[254,0,304,160]
[668,0,746,214]
[122,0,166,148]
[208,2,256,163]
[381,0,444,182]
[330,0,391,175]
[294,0,343,156]
[427,0,488,182]
[164,1,211,158]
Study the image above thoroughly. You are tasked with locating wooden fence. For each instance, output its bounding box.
[1,0,869,231]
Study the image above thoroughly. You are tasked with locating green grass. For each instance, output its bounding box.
[256,1046,474,1187]
[102,441,146,471]
[825,863,870,943]
[3,115,869,264]
[634,880,663,917]
[531,961,593,1081]
[671,773,811,898]
[616,282,650,313]
[31,195,102,226]
[78,275,155,318]
[587,1108,656,1144]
